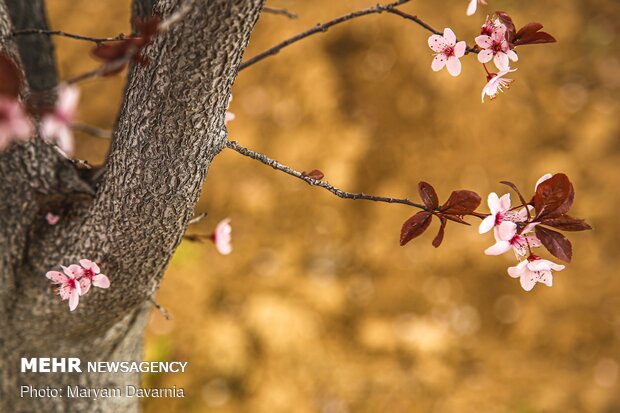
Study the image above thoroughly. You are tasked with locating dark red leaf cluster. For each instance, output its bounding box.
[400,182,481,248]
[529,173,590,262]
[91,16,161,75]
[493,11,556,47]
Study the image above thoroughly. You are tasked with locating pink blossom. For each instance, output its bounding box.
[213,218,232,255]
[46,265,88,311]
[482,69,516,102]
[479,193,512,234]
[79,259,110,293]
[40,84,79,155]
[45,212,60,225]
[508,256,565,291]
[0,97,33,151]
[475,27,518,71]
[428,28,467,77]
[466,0,487,16]
[484,221,541,257]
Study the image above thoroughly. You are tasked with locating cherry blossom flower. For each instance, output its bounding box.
[467,0,487,16]
[508,256,565,291]
[480,16,504,37]
[428,28,467,77]
[482,69,516,102]
[79,259,110,293]
[479,193,512,234]
[475,27,518,71]
[212,218,232,255]
[45,212,60,225]
[40,84,79,155]
[484,221,541,257]
[0,98,33,151]
[46,265,88,311]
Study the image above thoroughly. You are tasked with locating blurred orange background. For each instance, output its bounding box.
[47,0,619,412]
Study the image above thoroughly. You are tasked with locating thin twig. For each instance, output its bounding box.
[51,144,92,169]
[188,212,207,225]
[240,0,412,71]
[11,29,126,44]
[149,297,171,320]
[385,8,479,54]
[226,140,427,210]
[263,6,298,19]
[72,122,112,139]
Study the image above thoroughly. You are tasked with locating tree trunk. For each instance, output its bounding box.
[0,0,263,411]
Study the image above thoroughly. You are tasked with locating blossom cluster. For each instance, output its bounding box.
[400,173,590,292]
[480,175,555,290]
[427,10,556,102]
[46,259,110,311]
[478,173,591,291]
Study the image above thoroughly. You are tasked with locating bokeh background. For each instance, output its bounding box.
[47,0,619,412]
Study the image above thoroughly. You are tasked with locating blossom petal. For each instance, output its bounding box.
[69,289,80,311]
[428,35,447,52]
[454,41,467,58]
[508,261,528,278]
[475,35,493,49]
[487,192,500,214]
[46,271,66,284]
[80,278,91,295]
[62,264,83,279]
[79,259,100,274]
[446,56,462,77]
[535,173,553,190]
[498,193,511,211]
[443,28,457,46]
[431,54,447,71]
[494,52,510,71]
[537,271,553,287]
[478,215,495,234]
[93,274,110,289]
[485,241,512,255]
[507,50,519,62]
[497,220,517,241]
[477,49,494,64]
[520,273,536,291]
[466,0,477,16]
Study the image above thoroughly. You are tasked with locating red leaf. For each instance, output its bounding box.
[418,181,438,209]
[541,215,592,232]
[533,173,572,218]
[432,217,447,248]
[439,190,481,215]
[400,211,432,246]
[535,226,573,263]
[515,31,557,46]
[302,169,324,180]
[0,54,23,98]
[516,22,544,38]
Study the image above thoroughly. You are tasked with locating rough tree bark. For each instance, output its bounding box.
[0,0,263,411]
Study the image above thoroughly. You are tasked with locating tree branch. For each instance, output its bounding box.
[11,28,126,44]
[226,140,427,210]
[240,0,413,71]
[262,6,297,19]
